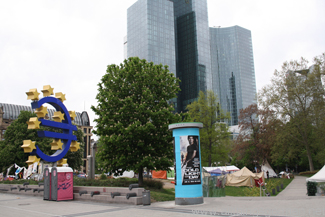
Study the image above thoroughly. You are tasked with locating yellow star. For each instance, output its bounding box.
[35,106,48,118]
[26,88,40,101]
[21,140,36,153]
[26,155,40,166]
[55,92,66,102]
[41,85,54,97]
[51,139,63,150]
[70,141,80,152]
[69,111,76,121]
[26,117,41,129]
[53,111,65,122]
[57,158,67,167]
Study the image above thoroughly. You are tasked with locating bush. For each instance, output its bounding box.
[306,181,317,196]
[299,170,319,176]
[100,174,107,180]
[1,176,164,190]
[143,179,163,190]
[0,179,39,185]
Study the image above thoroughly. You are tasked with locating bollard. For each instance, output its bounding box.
[111,192,121,198]
[91,191,100,197]
[281,183,284,189]
[129,184,139,190]
[79,190,88,196]
[126,193,137,199]
[272,189,276,195]
[25,188,32,192]
[276,186,280,192]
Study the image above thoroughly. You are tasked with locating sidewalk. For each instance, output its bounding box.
[276,175,308,198]
[151,176,325,217]
[1,176,324,217]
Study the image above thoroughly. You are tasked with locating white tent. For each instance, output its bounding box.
[306,165,325,182]
[203,165,240,173]
[261,159,277,178]
[113,171,135,179]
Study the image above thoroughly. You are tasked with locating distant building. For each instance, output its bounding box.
[0,103,92,173]
[126,0,257,125]
[126,0,212,113]
[210,26,257,125]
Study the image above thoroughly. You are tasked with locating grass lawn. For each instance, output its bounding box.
[149,188,175,202]
[226,178,293,197]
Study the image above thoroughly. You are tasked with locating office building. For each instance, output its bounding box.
[126,0,257,125]
[210,26,257,125]
[127,0,212,112]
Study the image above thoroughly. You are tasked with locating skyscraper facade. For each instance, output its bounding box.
[126,1,257,125]
[127,0,212,113]
[210,26,257,125]
[127,0,176,77]
[171,0,212,112]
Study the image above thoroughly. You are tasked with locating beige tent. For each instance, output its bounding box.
[226,166,264,187]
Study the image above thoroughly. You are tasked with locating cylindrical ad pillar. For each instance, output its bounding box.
[168,122,203,205]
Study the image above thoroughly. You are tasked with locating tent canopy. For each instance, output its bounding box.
[306,165,325,183]
[226,167,264,187]
[231,166,255,177]
[209,168,222,174]
[261,159,277,178]
[203,166,240,173]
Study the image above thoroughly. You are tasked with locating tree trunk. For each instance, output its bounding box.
[306,144,314,171]
[138,167,143,186]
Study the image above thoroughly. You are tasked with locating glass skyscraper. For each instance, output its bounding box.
[127,0,176,77]
[210,26,257,125]
[127,0,212,113]
[126,1,257,125]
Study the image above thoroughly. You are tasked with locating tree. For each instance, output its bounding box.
[0,111,84,173]
[186,90,231,166]
[258,53,325,171]
[232,104,279,168]
[91,57,182,185]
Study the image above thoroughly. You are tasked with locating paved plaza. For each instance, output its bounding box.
[1,176,324,217]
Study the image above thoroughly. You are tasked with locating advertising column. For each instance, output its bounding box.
[168,122,203,205]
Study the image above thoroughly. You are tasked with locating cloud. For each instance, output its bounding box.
[0,0,324,137]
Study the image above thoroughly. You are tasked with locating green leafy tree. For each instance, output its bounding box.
[186,90,231,166]
[258,53,325,171]
[91,57,182,185]
[233,104,279,168]
[0,111,84,173]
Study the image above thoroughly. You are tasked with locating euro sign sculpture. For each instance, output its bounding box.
[22,85,80,166]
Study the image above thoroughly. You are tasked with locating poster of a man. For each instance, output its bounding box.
[180,135,201,185]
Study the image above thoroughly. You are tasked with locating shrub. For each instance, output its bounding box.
[299,170,319,176]
[100,174,107,180]
[306,181,317,196]
[143,179,163,190]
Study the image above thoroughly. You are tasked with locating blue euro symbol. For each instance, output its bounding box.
[31,97,77,162]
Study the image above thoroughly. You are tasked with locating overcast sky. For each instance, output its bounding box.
[1,0,324,134]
